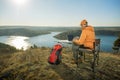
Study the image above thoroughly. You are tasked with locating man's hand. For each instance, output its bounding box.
[72,39,77,43]
[72,37,79,44]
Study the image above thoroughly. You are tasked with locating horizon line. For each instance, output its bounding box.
[0,25,120,27]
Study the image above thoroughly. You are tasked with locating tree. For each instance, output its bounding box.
[114,37,120,47]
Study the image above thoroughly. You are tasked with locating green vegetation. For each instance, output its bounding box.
[0,48,120,80]
[114,37,120,47]
[112,36,120,53]
[0,28,50,37]
[30,44,38,49]
[0,43,18,54]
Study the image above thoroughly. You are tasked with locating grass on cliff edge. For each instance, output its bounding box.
[0,47,120,80]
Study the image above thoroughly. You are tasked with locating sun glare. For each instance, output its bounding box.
[12,0,28,7]
[6,36,31,50]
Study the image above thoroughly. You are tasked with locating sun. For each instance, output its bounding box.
[12,0,28,7]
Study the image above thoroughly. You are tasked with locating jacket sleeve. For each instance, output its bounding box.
[75,30,86,45]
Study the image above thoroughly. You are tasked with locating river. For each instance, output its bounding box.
[0,32,117,52]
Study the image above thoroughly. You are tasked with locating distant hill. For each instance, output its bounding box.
[0,28,50,37]
[0,26,120,38]
[0,26,80,37]
[54,29,120,40]
[0,26,80,32]
[0,43,17,54]
[0,48,120,80]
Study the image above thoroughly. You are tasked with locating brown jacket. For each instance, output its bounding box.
[74,25,95,49]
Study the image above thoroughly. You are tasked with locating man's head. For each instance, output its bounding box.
[80,19,88,30]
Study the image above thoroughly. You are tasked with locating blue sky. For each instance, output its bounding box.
[0,0,120,27]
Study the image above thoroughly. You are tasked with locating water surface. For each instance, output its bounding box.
[0,32,117,52]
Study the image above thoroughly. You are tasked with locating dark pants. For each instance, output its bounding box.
[72,43,90,62]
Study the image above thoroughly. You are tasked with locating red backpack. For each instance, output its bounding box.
[48,44,62,65]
